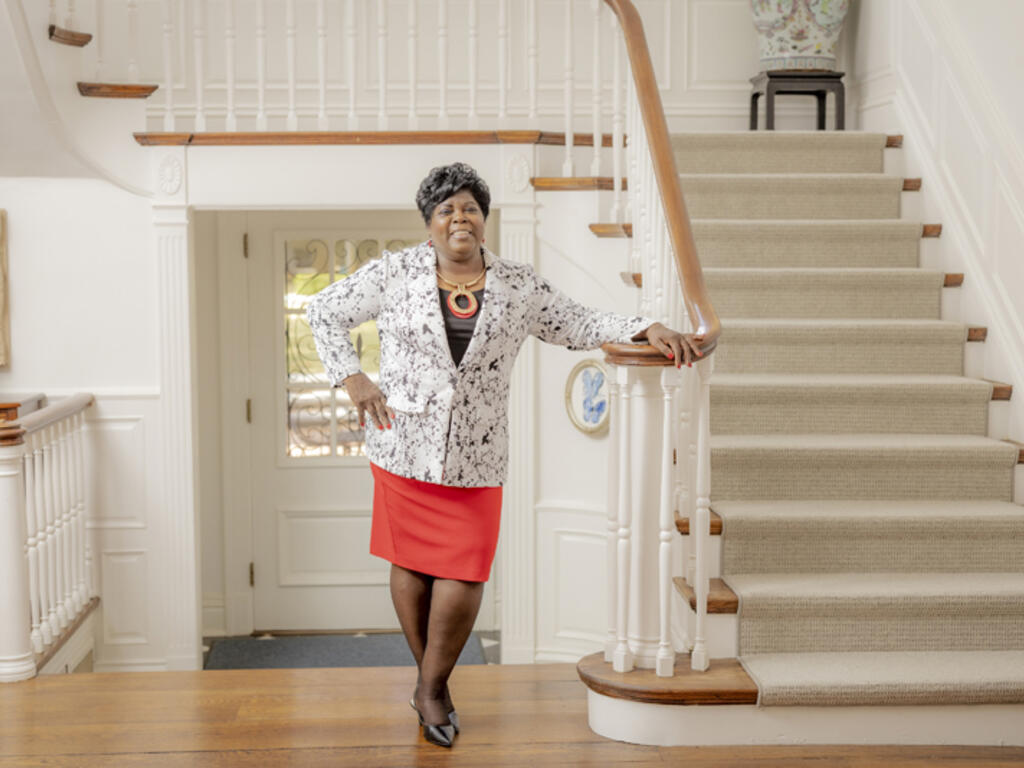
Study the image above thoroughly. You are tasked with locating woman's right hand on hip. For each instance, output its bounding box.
[342,372,394,430]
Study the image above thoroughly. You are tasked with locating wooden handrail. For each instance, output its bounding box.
[602,0,720,354]
[17,393,94,435]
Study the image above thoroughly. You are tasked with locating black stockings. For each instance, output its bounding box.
[389,564,484,727]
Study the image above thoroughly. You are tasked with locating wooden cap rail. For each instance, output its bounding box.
[602,0,720,357]
[0,394,95,446]
[134,130,617,147]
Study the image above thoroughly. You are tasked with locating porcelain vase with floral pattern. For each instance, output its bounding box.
[750,0,850,71]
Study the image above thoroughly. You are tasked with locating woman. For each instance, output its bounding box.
[308,162,700,748]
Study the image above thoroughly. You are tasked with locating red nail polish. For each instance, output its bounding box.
[387,424,392,430]
[378,425,383,430]
[667,351,674,359]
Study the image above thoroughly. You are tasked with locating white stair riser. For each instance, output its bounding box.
[676,593,738,659]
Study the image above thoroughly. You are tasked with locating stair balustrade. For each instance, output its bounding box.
[0,394,96,682]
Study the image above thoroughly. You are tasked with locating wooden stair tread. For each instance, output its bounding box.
[1003,438,1024,464]
[886,135,903,147]
[594,222,943,239]
[675,510,723,535]
[673,577,738,614]
[78,82,158,98]
[903,178,922,191]
[531,177,627,191]
[985,379,1013,401]
[48,25,92,46]
[134,130,617,146]
[577,652,758,705]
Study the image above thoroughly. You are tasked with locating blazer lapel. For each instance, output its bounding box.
[456,247,502,372]
[409,242,457,372]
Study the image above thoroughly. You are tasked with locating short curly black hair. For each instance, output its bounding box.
[415,162,491,224]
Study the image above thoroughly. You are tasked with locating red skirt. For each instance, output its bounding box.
[369,463,502,582]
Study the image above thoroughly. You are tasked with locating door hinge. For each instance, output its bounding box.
[249,562,255,587]
[246,398,252,423]
[243,232,249,258]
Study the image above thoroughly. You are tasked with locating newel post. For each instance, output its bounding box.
[0,425,37,682]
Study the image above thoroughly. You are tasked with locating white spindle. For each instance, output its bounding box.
[56,422,69,630]
[613,366,634,673]
[161,0,174,131]
[316,0,328,129]
[286,0,298,130]
[36,437,52,647]
[65,0,76,29]
[225,0,238,130]
[657,367,678,677]
[256,0,268,130]
[70,414,84,610]
[376,0,388,129]
[49,1,57,27]
[193,0,206,131]
[498,0,508,124]
[59,421,74,618]
[437,0,448,127]
[468,0,479,127]
[75,412,89,605]
[346,0,357,130]
[94,1,105,81]
[610,23,625,222]
[590,0,602,175]
[605,377,620,663]
[25,436,42,654]
[407,0,418,128]
[527,0,538,119]
[127,0,139,83]
[674,377,693,652]
[562,0,575,176]
[691,361,713,671]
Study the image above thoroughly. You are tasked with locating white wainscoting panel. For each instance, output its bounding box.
[99,549,150,646]
[86,416,147,530]
[535,503,607,662]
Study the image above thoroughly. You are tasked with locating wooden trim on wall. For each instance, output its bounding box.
[78,82,158,98]
[48,25,92,46]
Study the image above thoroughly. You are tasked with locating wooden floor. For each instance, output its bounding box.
[2,663,1024,766]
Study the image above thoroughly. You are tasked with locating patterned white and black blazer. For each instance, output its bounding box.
[307,241,654,487]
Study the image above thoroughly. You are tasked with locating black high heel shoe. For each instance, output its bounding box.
[409,699,455,748]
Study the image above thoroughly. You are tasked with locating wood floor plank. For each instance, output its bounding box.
[3,663,1023,765]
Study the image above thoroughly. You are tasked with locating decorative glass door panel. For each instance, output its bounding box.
[281,234,419,459]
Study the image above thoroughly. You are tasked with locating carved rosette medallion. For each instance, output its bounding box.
[505,154,530,194]
[157,155,183,196]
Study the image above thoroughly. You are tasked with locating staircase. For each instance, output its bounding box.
[579,130,1024,744]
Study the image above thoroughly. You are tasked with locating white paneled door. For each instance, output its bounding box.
[245,211,423,631]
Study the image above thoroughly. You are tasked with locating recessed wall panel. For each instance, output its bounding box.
[87,416,146,528]
[276,508,385,586]
[101,549,149,645]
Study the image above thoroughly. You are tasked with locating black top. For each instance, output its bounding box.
[439,288,485,367]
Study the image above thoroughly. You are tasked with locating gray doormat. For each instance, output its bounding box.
[204,632,485,669]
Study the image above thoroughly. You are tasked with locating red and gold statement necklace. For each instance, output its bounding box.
[436,264,487,319]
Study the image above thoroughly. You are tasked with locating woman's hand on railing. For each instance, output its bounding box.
[634,323,704,368]
[342,372,394,430]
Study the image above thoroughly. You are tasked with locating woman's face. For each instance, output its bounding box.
[429,189,486,262]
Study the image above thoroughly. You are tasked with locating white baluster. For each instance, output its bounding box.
[376,0,388,129]
[65,0,76,29]
[562,0,574,176]
[691,359,713,671]
[127,0,139,83]
[224,0,237,130]
[437,0,448,128]
[286,0,298,130]
[44,427,65,632]
[76,412,93,601]
[59,420,76,619]
[256,0,268,130]
[605,375,620,662]
[468,0,479,128]
[35,435,52,647]
[49,1,57,27]
[25,435,43,655]
[613,366,634,673]
[54,422,68,630]
[94,0,105,81]
[657,367,679,676]
[497,0,508,124]
[316,0,328,129]
[407,0,418,128]
[674,377,693,652]
[346,0,357,130]
[193,0,207,131]
[66,418,82,616]
[590,0,602,176]
[161,0,174,131]
[610,20,625,222]
[527,0,537,120]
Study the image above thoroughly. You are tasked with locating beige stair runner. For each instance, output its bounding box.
[671,131,1024,707]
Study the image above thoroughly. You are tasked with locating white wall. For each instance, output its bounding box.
[849,0,1024,445]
